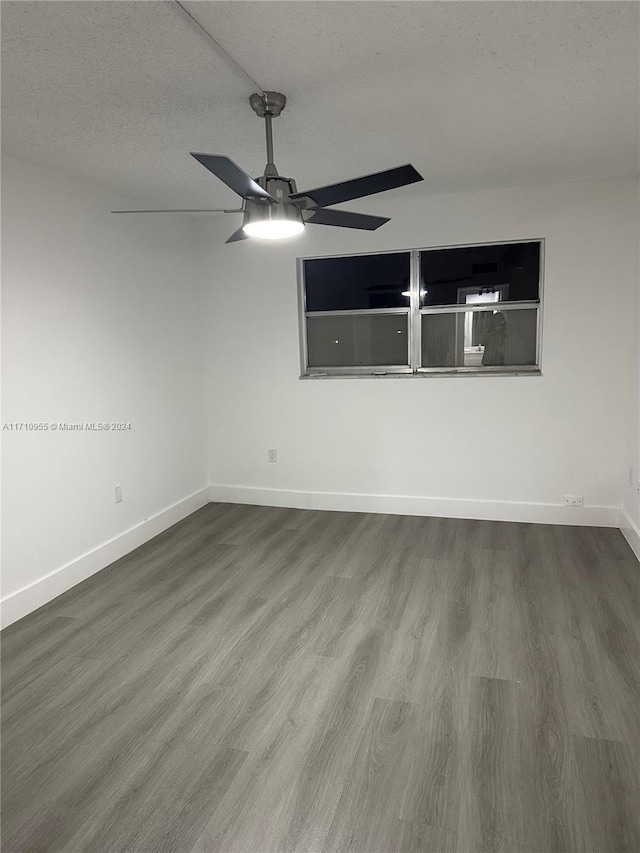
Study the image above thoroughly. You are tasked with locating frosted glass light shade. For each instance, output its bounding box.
[242,200,305,240]
[243,219,305,239]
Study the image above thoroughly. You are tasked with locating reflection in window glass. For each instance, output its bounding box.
[304,253,410,311]
[421,309,538,368]
[307,314,409,367]
[420,242,540,307]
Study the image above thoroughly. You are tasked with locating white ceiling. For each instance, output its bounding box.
[2,1,638,210]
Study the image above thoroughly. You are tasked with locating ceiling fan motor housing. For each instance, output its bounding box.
[256,174,298,200]
[243,196,304,231]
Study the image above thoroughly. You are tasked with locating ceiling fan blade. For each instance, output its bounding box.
[190,154,275,203]
[305,208,390,231]
[111,208,243,214]
[225,226,249,244]
[290,164,422,208]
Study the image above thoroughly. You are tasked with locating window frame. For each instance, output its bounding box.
[297,238,544,379]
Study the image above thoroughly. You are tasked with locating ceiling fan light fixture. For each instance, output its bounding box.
[242,200,305,240]
[243,219,305,240]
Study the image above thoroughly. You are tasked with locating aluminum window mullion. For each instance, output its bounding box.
[409,250,420,371]
[416,365,540,374]
[297,257,309,375]
[305,308,410,318]
[299,238,543,264]
[306,365,412,373]
[536,239,545,369]
[420,300,540,315]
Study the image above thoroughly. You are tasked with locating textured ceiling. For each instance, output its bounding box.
[2,1,638,209]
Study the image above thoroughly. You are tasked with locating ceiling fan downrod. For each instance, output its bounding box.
[249,91,286,177]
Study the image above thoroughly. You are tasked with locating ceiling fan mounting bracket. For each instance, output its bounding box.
[250,91,286,118]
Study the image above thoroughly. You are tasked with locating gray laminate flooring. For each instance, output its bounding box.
[2,504,639,852]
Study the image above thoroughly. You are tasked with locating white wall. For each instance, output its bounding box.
[197,177,639,526]
[2,168,637,628]
[1,155,207,626]
[620,212,640,557]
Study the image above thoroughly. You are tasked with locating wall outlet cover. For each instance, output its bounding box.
[564,495,584,507]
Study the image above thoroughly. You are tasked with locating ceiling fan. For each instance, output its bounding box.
[113,91,424,243]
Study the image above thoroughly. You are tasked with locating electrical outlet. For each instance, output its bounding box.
[564,495,583,507]
[115,484,123,504]
[268,449,277,463]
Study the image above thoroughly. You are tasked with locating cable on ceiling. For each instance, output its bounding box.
[170,1,265,94]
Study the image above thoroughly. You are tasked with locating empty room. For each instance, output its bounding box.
[1,1,639,851]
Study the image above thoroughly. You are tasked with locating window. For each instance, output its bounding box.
[298,240,543,377]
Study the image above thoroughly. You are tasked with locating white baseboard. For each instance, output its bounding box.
[619,506,640,563]
[3,485,630,631]
[0,487,210,630]
[209,484,619,528]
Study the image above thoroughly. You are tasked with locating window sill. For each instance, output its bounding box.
[300,368,542,380]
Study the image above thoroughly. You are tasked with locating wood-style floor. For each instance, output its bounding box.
[2,504,639,853]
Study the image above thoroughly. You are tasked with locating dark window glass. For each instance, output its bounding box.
[307,314,409,367]
[421,308,538,368]
[304,253,410,311]
[420,242,540,307]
